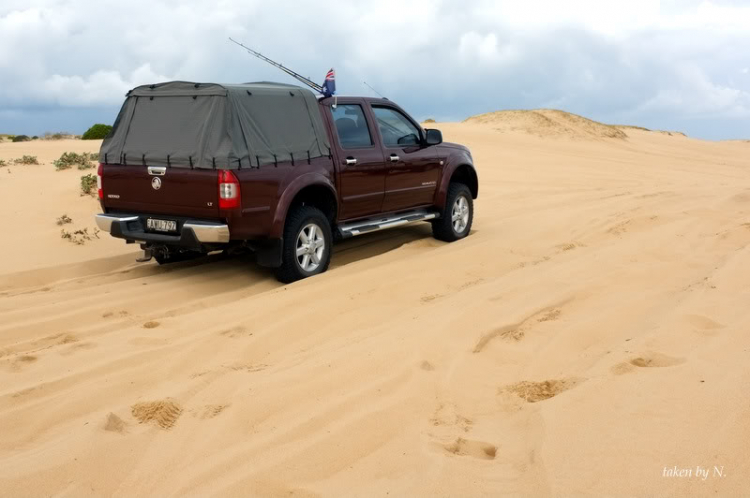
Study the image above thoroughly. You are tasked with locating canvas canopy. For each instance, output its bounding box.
[99,81,331,169]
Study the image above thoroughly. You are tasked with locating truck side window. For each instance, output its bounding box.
[372,106,421,147]
[331,104,373,149]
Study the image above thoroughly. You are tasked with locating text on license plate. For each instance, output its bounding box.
[146,218,177,232]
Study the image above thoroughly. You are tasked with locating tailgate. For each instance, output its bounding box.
[102,165,219,219]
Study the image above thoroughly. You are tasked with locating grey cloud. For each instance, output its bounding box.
[0,0,748,139]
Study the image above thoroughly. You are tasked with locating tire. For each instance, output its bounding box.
[432,182,474,242]
[275,205,333,283]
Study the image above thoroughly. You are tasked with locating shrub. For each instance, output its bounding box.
[0,159,6,167]
[12,135,31,142]
[61,227,100,245]
[54,152,96,170]
[13,155,39,165]
[80,173,97,195]
[56,214,73,225]
[82,124,113,140]
[44,132,65,140]
[32,136,39,140]
[423,118,436,123]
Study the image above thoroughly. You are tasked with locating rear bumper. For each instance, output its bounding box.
[95,213,230,246]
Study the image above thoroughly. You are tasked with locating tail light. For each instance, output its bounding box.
[97,163,103,200]
[218,169,241,209]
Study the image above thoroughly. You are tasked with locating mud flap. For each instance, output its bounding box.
[254,238,283,268]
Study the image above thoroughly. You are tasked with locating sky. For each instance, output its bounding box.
[0,0,748,140]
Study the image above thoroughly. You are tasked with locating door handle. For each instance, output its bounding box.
[389,154,400,162]
[345,158,357,166]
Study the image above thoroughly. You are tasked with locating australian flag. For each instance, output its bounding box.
[322,68,336,98]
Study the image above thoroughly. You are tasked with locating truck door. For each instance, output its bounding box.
[370,105,441,212]
[328,103,387,220]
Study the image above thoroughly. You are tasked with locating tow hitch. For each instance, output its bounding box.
[136,247,153,262]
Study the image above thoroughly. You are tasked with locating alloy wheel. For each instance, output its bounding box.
[451,195,470,233]
[296,222,326,272]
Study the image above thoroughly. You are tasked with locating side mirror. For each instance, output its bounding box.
[424,128,442,146]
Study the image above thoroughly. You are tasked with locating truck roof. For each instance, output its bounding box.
[102,80,331,170]
[127,80,312,97]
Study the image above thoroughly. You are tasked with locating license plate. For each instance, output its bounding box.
[146,218,178,233]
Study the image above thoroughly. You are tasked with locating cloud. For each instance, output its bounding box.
[0,0,749,138]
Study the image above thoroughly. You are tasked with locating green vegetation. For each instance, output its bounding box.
[12,135,31,142]
[423,118,436,123]
[80,173,97,195]
[44,132,66,140]
[0,159,6,167]
[13,155,39,165]
[82,124,113,140]
[54,152,97,171]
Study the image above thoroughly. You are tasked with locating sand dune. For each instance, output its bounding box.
[1,119,749,496]
[464,109,628,140]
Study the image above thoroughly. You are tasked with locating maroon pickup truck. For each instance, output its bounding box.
[95,81,478,282]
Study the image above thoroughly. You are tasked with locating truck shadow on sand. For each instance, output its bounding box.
[330,223,434,269]
[146,223,434,277]
[0,224,435,296]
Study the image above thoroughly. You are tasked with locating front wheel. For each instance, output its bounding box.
[275,205,333,283]
[432,183,474,242]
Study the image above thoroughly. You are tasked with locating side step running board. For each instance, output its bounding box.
[338,209,439,238]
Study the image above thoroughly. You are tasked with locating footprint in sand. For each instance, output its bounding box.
[612,352,686,375]
[131,399,182,429]
[60,342,97,356]
[104,412,127,433]
[219,326,252,338]
[2,334,79,367]
[197,404,229,419]
[419,361,435,371]
[686,315,724,337]
[421,294,443,303]
[430,403,473,433]
[142,321,160,329]
[225,363,268,373]
[557,242,586,252]
[442,438,497,460]
[8,354,38,371]
[500,378,581,403]
[102,310,129,318]
[630,353,685,368]
[473,303,567,353]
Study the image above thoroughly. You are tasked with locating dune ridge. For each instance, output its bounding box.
[463,109,628,140]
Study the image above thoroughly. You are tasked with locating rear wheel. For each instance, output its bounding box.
[432,182,473,242]
[275,205,332,283]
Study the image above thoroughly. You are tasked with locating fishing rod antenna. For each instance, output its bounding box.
[229,37,324,94]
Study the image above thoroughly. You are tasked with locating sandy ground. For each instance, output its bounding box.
[0,119,749,497]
